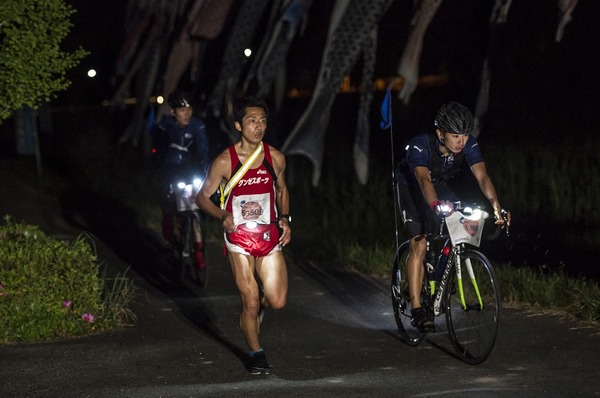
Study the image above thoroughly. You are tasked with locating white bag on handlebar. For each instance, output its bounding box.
[445,209,489,247]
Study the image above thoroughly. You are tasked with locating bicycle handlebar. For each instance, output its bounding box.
[487,208,510,240]
[436,202,510,241]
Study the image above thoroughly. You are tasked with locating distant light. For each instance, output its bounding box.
[87,69,96,78]
[156,95,164,105]
[244,48,252,57]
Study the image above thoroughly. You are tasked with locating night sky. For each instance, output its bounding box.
[63,0,600,147]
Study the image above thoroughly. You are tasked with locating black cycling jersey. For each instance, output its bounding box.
[395,133,483,187]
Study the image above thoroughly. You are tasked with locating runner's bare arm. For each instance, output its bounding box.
[270,146,291,245]
[196,150,235,232]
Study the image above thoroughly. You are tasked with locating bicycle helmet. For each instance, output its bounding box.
[167,91,192,109]
[434,102,474,135]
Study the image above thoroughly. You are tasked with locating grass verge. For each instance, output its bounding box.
[0,216,136,343]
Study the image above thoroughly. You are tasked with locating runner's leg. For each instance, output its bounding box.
[255,251,288,311]
[228,251,261,352]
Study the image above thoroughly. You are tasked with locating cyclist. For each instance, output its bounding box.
[151,90,210,265]
[394,101,510,332]
[196,97,291,375]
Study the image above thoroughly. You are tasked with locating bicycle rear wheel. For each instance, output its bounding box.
[445,249,500,364]
[391,242,425,346]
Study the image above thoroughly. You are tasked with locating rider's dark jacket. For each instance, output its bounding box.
[152,115,210,178]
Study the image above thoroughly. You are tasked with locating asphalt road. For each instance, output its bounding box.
[1,163,599,397]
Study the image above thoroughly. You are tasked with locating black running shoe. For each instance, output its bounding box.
[249,351,270,375]
[411,307,434,332]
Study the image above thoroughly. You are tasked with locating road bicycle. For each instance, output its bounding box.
[170,175,208,288]
[391,200,509,364]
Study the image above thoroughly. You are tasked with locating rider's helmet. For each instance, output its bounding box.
[167,90,192,109]
[434,102,474,135]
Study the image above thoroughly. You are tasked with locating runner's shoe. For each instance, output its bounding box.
[249,350,270,375]
[411,307,434,332]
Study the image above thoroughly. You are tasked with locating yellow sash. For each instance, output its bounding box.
[219,141,264,209]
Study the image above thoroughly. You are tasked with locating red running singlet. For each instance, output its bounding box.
[224,144,281,257]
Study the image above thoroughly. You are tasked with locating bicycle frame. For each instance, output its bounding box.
[427,205,490,316]
[430,243,486,317]
[431,243,454,317]
[170,176,208,287]
[178,210,202,256]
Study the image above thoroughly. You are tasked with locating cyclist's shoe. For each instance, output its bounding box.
[195,243,206,270]
[411,307,434,332]
[249,350,270,375]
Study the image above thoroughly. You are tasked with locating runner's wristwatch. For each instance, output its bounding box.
[278,214,291,223]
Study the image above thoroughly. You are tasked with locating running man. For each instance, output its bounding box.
[196,97,291,374]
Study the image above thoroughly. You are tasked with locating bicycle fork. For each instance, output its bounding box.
[433,245,485,315]
[458,253,485,311]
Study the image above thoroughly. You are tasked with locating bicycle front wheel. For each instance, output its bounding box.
[188,213,208,288]
[445,249,501,364]
[391,242,425,346]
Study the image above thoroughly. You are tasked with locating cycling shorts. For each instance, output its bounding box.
[396,183,459,238]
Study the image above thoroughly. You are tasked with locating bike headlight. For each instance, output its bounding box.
[176,181,186,190]
[192,178,203,190]
[463,208,486,220]
[471,208,485,219]
[439,203,452,214]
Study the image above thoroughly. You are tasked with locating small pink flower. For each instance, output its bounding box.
[63,300,73,308]
[81,313,95,323]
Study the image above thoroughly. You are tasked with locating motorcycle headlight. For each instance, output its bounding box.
[176,181,186,190]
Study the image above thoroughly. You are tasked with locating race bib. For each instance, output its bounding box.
[446,209,488,247]
[231,193,271,227]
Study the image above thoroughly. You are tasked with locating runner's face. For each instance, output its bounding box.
[236,107,267,144]
[173,106,193,126]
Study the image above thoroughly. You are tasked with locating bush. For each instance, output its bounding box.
[0,216,136,343]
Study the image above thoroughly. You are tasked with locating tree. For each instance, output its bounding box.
[0,0,88,122]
